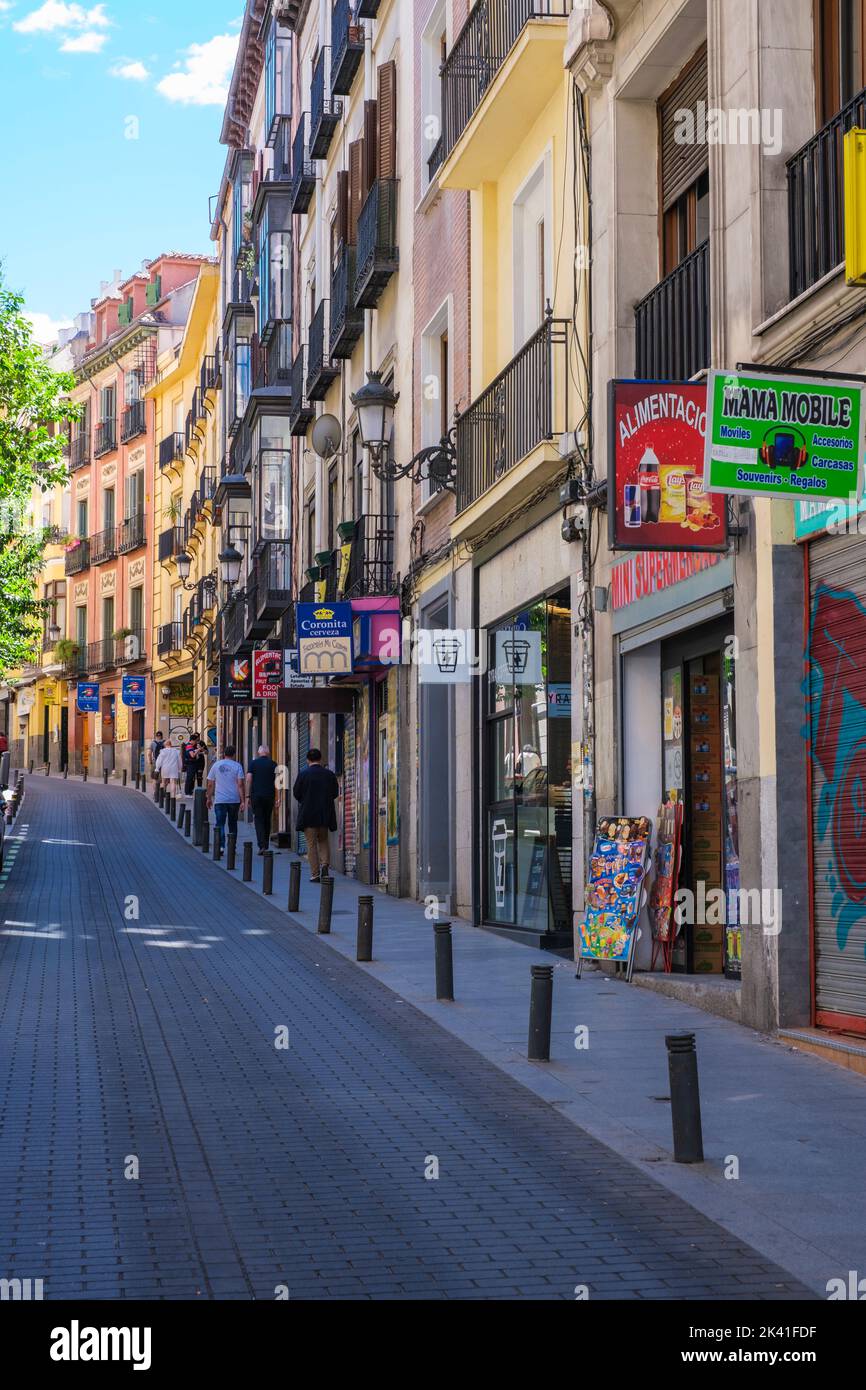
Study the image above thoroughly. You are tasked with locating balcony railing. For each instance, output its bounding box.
[266,321,292,384]
[157,622,182,657]
[200,350,220,396]
[634,239,710,383]
[255,540,293,619]
[290,346,316,435]
[307,298,340,400]
[120,399,146,443]
[117,512,146,554]
[441,0,569,159]
[455,312,569,513]
[200,466,217,504]
[330,245,364,359]
[222,593,246,654]
[355,179,398,308]
[158,526,184,563]
[344,513,395,598]
[290,115,316,214]
[427,135,444,182]
[115,629,146,665]
[90,525,117,565]
[87,638,115,673]
[331,0,364,97]
[159,432,184,468]
[94,418,117,457]
[61,646,87,678]
[230,262,254,307]
[64,538,90,575]
[270,114,293,183]
[310,47,342,158]
[70,433,90,470]
[787,84,866,299]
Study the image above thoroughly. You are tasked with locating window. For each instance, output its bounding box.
[265,18,292,134]
[75,605,87,648]
[44,580,66,642]
[255,414,291,541]
[61,487,71,534]
[513,158,551,349]
[258,206,292,330]
[76,498,88,537]
[172,587,183,625]
[126,471,144,519]
[232,155,253,264]
[99,383,116,422]
[306,496,316,568]
[819,0,866,123]
[659,47,709,277]
[422,1,447,186]
[352,430,363,521]
[328,466,338,552]
[227,318,253,427]
[102,595,115,640]
[125,367,143,405]
[662,169,710,276]
[130,585,143,635]
[103,488,115,531]
[420,299,452,501]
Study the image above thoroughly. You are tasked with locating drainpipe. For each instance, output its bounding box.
[363,20,374,518]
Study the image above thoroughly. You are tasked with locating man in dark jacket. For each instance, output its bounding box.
[293,748,339,882]
[246,743,279,854]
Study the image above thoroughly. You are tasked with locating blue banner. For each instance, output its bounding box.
[76,682,99,714]
[121,674,146,709]
[296,601,354,676]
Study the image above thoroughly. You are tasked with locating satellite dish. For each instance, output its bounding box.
[311,413,342,460]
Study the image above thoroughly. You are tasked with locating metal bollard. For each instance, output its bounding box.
[317,874,334,933]
[45,763,50,776]
[82,767,87,782]
[184,806,192,838]
[665,1033,704,1163]
[213,826,222,861]
[122,769,127,786]
[288,860,301,912]
[170,795,177,823]
[528,965,554,1062]
[226,832,237,870]
[153,777,160,802]
[29,760,34,774]
[201,819,210,854]
[157,784,164,808]
[262,850,274,895]
[242,839,253,881]
[63,765,68,779]
[356,895,374,962]
[192,786,207,846]
[434,922,454,1001]
[103,768,108,785]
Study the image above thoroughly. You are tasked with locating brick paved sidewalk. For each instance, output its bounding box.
[0,776,812,1299]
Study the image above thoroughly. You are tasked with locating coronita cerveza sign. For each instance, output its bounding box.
[703,368,866,501]
[296,600,354,675]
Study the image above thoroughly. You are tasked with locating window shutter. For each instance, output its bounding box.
[348,139,364,244]
[336,169,349,247]
[659,45,708,211]
[377,60,397,181]
[363,100,378,197]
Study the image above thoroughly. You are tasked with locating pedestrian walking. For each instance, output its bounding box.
[246,744,280,854]
[154,738,182,797]
[149,730,165,780]
[293,747,339,882]
[182,731,201,797]
[206,744,246,839]
[194,738,208,788]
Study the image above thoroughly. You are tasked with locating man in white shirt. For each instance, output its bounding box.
[154,739,183,797]
[206,744,246,838]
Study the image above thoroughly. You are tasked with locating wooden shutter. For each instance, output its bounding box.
[348,138,364,244]
[377,60,397,180]
[336,169,349,248]
[659,45,708,211]
[363,100,378,197]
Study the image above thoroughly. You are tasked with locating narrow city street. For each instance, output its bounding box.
[0,777,811,1301]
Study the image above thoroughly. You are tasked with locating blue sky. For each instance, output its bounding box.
[0,1,243,340]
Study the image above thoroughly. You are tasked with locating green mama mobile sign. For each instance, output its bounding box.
[703,369,865,502]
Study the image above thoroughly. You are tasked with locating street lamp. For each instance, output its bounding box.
[48,621,61,644]
[176,551,192,583]
[219,542,243,588]
[350,370,457,494]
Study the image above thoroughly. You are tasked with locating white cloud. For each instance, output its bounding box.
[110,59,148,80]
[59,28,104,50]
[13,3,109,33]
[26,311,73,345]
[156,32,238,107]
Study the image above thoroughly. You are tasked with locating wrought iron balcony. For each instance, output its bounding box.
[441,0,569,159]
[331,0,364,97]
[230,262,254,308]
[90,525,117,565]
[159,432,184,468]
[427,135,444,182]
[310,47,342,159]
[634,239,709,383]
[70,432,90,470]
[64,538,90,575]
[244,576,272,641]
[290,116,316,214]
[61,645,87,678]
[270,114,292,183]
[266,321,292,384]
[343,513,395,598]
[788,84,866,299]
[354,179,398,308]
[157,621,182,657]
[455,312,569,513]
[290,346,316,435]
[87,638,115,673]
[255,540,293,620]
[117,512,146,554]
[115,629,145,665]
[199,466,217,505]
[330,245,364,360]
[307,298,340,400]
[158,526,184,563]
[200,349,220,396]
[298,578,316,604]
[94,418,116,457]
[120,399,146,443]
[221,593,249,654]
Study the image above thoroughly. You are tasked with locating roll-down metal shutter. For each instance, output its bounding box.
[808,532,866,1027]
[296,712,310,856]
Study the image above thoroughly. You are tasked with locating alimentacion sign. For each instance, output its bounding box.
[703,369,866,501]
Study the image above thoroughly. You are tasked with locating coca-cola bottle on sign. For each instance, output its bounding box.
[638,445,661,524]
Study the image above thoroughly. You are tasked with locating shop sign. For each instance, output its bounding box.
[282,649,314,689]
[168,683,194,718]
[296,602,353,676]
[115,700,129,742]
[608,380,726,552]
[611,550,722,611]
[253,650,283,699]
[704,368,865,501]
[418,629,478,684]
[492,628,543,686]
[219,657,253,707]
[76,681,99,714]
[547,683,571,718]
[121,674,146,709]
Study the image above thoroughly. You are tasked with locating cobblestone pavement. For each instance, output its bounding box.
[0,778,813,1300]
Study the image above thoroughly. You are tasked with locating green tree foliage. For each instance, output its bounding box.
[0,278,79,676]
